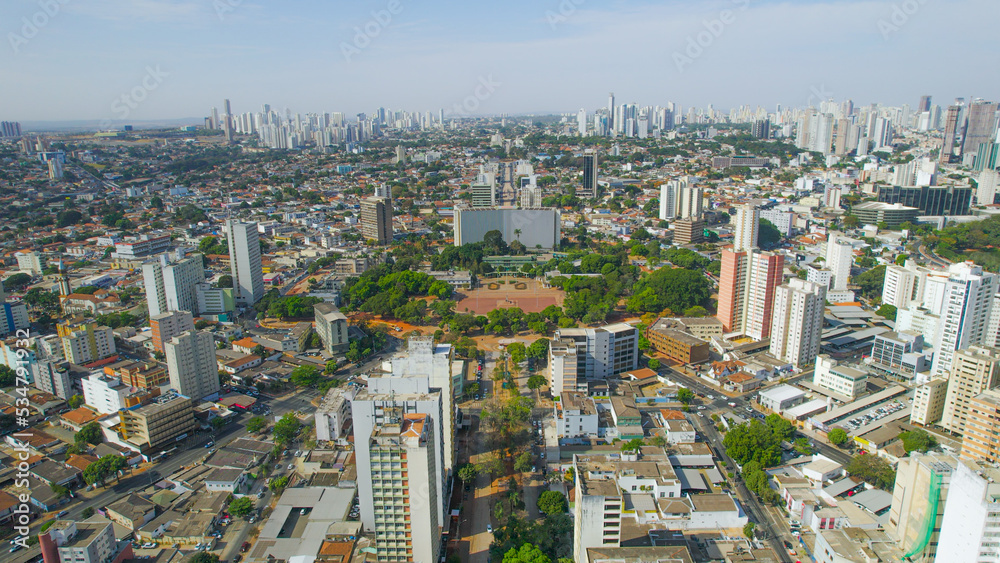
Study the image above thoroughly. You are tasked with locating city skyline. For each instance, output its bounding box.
[2,0,998,122]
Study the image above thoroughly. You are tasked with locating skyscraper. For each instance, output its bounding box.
[961,100,999,166]
[918,95,932,113]
[940,105,963,163]
[929,262,998,378]
[142,253,205,317]
[365,413,441,563]
[732,205,759,252]
[577,108,587,136]
[361,196,393,243]
[608,92,615,135]
[580,149,598,198]
[769,278,826,367]
[716,249,784,338]
[225,220,264,307]
[223,98,233,143]
[165,330,220,400]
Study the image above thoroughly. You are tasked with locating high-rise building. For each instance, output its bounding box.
[960,388,1000,464]
[142,253,205,317]
[577,108,587,136]
[940,105,963,163]
[929,263,998,378]
[360,196,393,244]
[225,220,264,306]
[961,100,999,166]
[314,302,349,354]
[677,184,703,220]
[911,377,949,426]
[117,391,196,451]
[165,330,220,399]
[882,261,932,309]
[194,283,235,317]
[365,413,441,563]
[672,218,704,245]
[15,251,45,275]
[0,121,21,137]
[732,205,759,252]
[223,98,233,143]
[936,459,1000,562]
[551,324,639,381]
[826,234,854,291]
[769,278,826,367]
[658,181,677,220]
[716,249,784,339]
[149,310,195,353]
[887,452,957,561]
[752,119,770,139]
[0,279,29,338]
[608,92,615,134]
[469,182,495,207]
[941,345,1000,435]
[580,149,598,198]
[918,95,932,113]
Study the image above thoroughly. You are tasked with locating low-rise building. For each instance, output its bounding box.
[758,384,806,413]
[813,356,868,400]
[555,392,599,439]
[646,327,710,365]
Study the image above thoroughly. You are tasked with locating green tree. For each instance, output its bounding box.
[527,339,550,360]
[620,438,644,453]
[458,463,479,483]
[218,274,234,288]
[743,522,756,540]
[67,394,84,409]
[899,429,937,453]
[723,420,782,467]
[758,219,783,247]
[854,265,887,301]
[0,365,15,387]
[188,554,220,563]
[537,491,568,515]
[828,428,848,446]
[274,413,302,445]
[515,451,533,473]
[269,475,290,492]
[210,417,227,431]
[228,497,255,518]
[507,342,527,364]
[648,358,661,370]
[846,454,896,490]
[3,273,32,292]
[290,365,322,387]
[81,507,95,519]
[50,484,70,499]
[247,417,268,436]
[876,304,897,321]
[677,388,694,406]
[503,543,552,563]
[527,375,547,397]
[252,344,267,357]
[75,422,103,446]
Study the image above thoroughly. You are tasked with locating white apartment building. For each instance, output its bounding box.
[826,234,854,291]
[732,204,759,252]
[911,377,949,426]
[769,278,826,367]
[813,355,868,400]
[937,460,1000,563]
[62,325,116,365]
[367,413,441,563]
[165,330,220,400]
[142,252,205,317]
[226,220,265,306]
[15,251,45,275]
[314,302,350,354]
[931,263,996,378]
[555,392,599,439]
[82,372,130,414]
[314,386,357,443]
[48,520,118,563]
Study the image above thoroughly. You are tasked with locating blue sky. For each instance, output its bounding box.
[2,0,998,121]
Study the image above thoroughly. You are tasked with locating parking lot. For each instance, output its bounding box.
[840,399,908,434]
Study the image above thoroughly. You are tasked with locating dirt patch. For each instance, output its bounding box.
[456,278,564,314]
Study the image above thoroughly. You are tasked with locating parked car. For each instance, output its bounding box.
[241,542,251,553]
[486,524,493,534]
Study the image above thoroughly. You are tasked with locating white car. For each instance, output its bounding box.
[486,524,493,534]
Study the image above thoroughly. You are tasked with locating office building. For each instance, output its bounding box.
[15,251,45,275]
[149,310,194,353]
[877,185,973,216]
[826,234,853,291]
[470,182,495,207]
[752,119,770,139]
[366,413,441,563]
[941,345,1000,435]
[142,253,205,317]
[360,196,393,244]
[732,205,759,251]
[973,142,999,173]
[225,219,265,306]
[113,234,171,259]
[194,283,235,317]
[104,360,168,389]
[936,459,1000,563]
[960,388,1000,464]
[577,108,587,135]
[580,149,598,198]
[453,207,561,249]
[551,323,639,381]
[117,392,197,451]
[717,249,784,339]
[961,100,999,166]
[57,319,117,366]
[769,278,826,367]
[977,169,999,206]
[812,355,867,400]
[45,520,122,563]
[314,302,350,354]
[672,218,704,245]
[887,452,956,561]
[852,201,921,228]
[869,330,929,381]
[165,330,220,400]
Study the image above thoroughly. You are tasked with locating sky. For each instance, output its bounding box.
[2,0,998,122]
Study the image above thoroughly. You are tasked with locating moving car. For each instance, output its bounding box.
[486,524,493,534]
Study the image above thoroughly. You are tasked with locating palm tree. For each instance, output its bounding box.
[514,228,522,242]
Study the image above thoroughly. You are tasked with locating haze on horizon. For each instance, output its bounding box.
[2,0,998,123]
